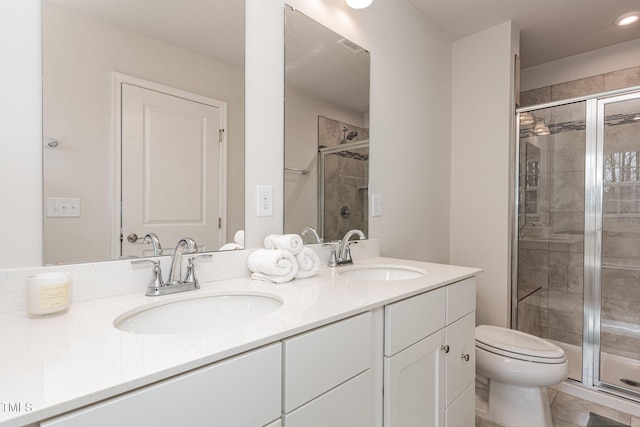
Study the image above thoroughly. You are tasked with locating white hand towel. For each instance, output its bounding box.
[247,249,299,284]
[264,234,304,255]
[295,247,320,279]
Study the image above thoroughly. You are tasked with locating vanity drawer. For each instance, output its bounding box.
[282,370,373,427]
[446,277,476,325]
[41,343,281,427]
[384,287,446,356]
[282,312,372,413]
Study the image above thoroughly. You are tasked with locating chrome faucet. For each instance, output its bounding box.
[336,229,366,265]
[132,237,211,296]
[168,237,198,284]
[143,233,163,256]
[301,226,323,243]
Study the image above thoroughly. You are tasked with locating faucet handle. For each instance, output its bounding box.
[184,254,213,287]
[322,243,338,267]
[131,259,165,290]
[345,240,358,260]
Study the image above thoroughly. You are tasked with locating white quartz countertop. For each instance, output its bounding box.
[0,257,480,426]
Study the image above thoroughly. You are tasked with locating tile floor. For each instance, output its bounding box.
[476,389,640,427]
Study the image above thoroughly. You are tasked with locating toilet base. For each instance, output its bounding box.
[475,379,553,427]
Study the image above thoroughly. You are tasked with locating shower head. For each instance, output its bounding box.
[340,126,358,143]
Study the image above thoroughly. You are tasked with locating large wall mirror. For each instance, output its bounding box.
[283,5,370,243]
[42,0,245,265]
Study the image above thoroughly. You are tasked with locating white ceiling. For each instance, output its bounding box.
[405,0,640,68]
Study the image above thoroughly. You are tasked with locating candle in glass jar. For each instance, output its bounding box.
[26,272,70,318]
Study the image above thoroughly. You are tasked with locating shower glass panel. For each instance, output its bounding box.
[516,101,586,382]
[598,94,640,395]
[515,87,640,401]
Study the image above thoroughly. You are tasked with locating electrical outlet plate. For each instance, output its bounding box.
[257,185,273,216]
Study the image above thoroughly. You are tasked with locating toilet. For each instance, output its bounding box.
[475,325,570,427]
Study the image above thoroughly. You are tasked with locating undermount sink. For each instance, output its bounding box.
[114,293,283,335]
[338,265,426,281]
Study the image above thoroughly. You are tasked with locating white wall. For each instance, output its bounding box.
[450,21,520,327]
[42,2,244,264]
[522,38,640,91]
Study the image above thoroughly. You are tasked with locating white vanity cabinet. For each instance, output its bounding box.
[40,343,282,427]
[281,312,375,427]
[383,277,476,427]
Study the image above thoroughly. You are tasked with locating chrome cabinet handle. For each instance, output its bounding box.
[461,353,470,362]
[127,233,140,243]
[441,345,450,353]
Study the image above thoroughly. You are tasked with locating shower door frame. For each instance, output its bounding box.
[512,84,640,401]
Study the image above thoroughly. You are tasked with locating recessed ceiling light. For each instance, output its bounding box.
[615,12,640,27]
[346,0,373,9]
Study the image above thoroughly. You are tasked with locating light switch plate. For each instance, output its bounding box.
[371,193,382,217]
[47,197,81,218]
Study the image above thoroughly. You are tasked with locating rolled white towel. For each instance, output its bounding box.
[295,247,320,279]
[247,249,299,284]
[234,230,245,246]
[219,243,242,251]
[264,234,304,255]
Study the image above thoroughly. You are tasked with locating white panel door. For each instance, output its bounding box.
[445,312,476,406]
[121,83,223,256]
[384,328,446,427]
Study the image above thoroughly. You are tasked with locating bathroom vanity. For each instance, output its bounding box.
[0,257,480,427]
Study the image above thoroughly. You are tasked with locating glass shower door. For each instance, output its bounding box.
[597,93,640,395]
[516,101,587,383]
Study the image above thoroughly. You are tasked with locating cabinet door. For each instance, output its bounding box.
[445,382,475,427]
[445,312,476,406]
[41,344,281,427]
[283,370,373,427]
[384,328,446,427]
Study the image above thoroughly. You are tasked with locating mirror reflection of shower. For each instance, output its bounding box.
[340,126,358,144]
[283,6,370,240]
[319,142,369,242]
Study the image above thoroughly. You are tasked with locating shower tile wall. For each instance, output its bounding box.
[520,65,640,107]
[518,64,640,364]
[318,116,369,242]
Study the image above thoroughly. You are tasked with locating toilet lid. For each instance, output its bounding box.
[475,325,566,362]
